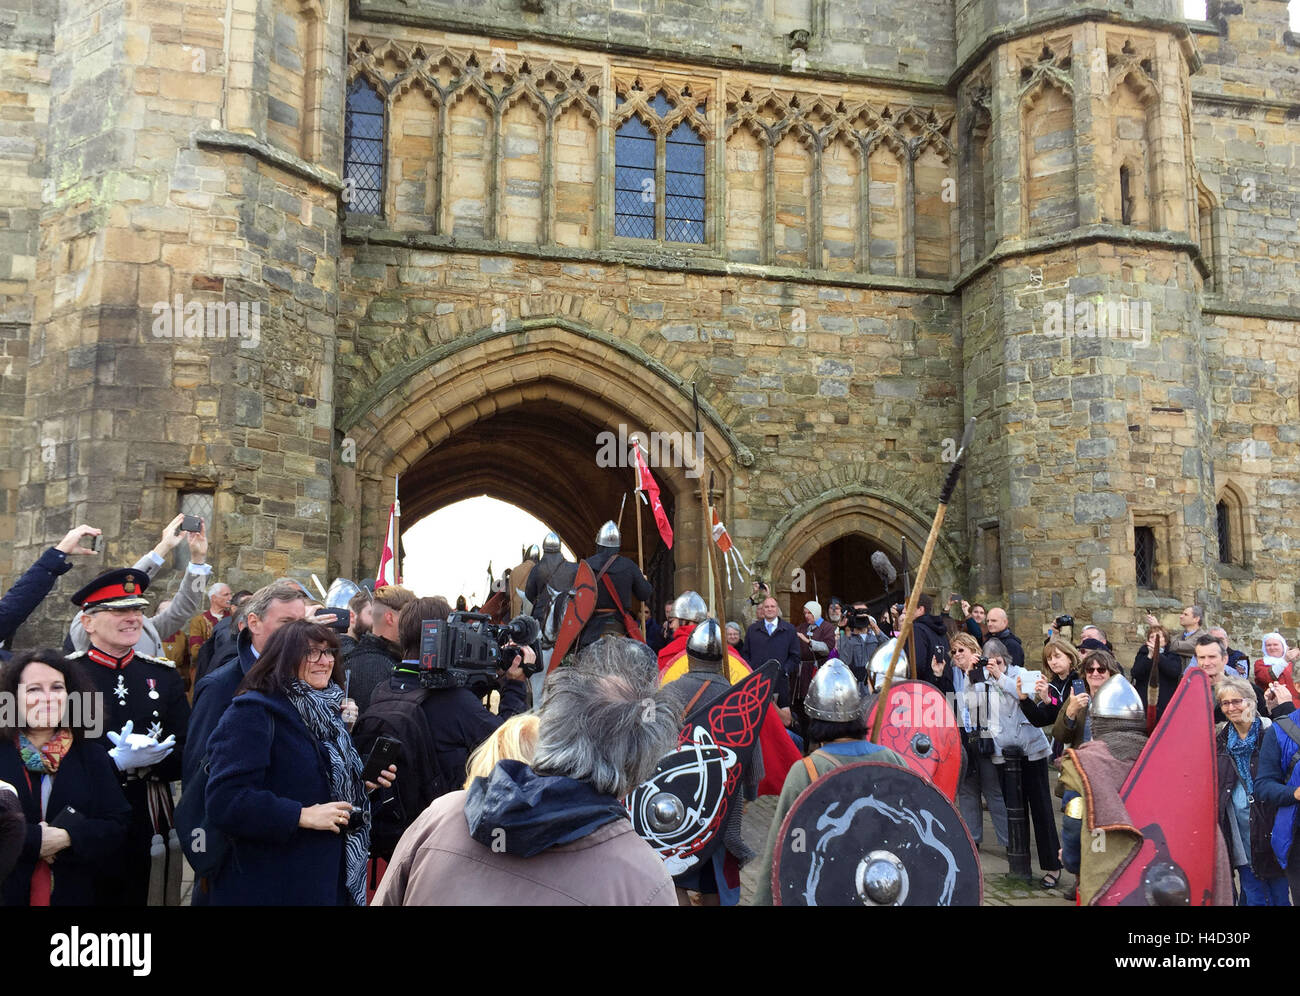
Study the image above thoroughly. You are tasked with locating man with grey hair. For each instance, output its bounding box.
[375,638,679,906]
[187,580,232,668]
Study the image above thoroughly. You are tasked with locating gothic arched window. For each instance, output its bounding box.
[344,77,385,216]
[614,115,655,239]
[665,121,705,243]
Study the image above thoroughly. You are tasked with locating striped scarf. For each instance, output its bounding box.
[284,680,369,906]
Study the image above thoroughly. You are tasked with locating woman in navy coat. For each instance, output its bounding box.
[0,649,131,906]
[205,621,394,905]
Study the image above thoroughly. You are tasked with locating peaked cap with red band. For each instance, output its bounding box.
[70,568,151,612]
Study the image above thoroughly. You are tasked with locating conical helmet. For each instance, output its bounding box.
[805,660,864,722]
[1091,674,1144,720]
[670,590,708,624]
[525,544,540,561]
[686,619,725,670]
[596,520,620,548]
[868,637,909,687]
[542,531,561,554]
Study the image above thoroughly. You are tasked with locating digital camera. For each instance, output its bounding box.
[415,612,543,690]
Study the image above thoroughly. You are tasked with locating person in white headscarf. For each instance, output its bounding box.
[1253,633,1300,700]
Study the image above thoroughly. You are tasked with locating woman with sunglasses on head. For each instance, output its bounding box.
[1052,649,1123,751]
[204,620,395,906]
[1215,675,1290,905]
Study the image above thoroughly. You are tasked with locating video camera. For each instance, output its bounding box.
[847,606,875,630]
[414,612,542,690]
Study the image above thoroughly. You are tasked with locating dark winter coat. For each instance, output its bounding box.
[0,738,131,906]
[194,616,238,687]
[910,613,950,677]
[0,789,22,882]
[185,626,256,789]
[743,618,802,708]
[342,633,400,715]
[1254,707,1300,868]
[1131,646,1183,724]
[0,547,73,652]
[407,676,530,793]
[1216,718,1283,878]
[204,689,351,906]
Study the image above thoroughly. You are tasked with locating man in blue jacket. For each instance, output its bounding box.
[1253,680,1300,898]
[743,596,801,717]
[0,524,102,656]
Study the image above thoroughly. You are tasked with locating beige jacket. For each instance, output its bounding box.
[373,789,677,907]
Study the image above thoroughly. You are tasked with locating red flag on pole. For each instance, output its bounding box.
[634,442,673,549]
[377,502,399,586]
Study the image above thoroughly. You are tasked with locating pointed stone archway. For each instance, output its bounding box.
[755,487,964,618]
[332,317,751,603]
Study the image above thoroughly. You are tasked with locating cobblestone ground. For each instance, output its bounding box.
[738,776,1076,907]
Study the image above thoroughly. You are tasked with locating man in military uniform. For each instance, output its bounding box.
[577,521,653,650]
[70,549,198,904]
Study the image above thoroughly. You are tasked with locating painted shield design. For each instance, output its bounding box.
[772,761,982,906]
[626,662,777,875]
[1095,666,1217,906]
[865,680,963,802]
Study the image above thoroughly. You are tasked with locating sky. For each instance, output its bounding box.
[397,496,573,605]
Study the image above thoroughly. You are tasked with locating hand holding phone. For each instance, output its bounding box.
[361,736,402,784]
[176,514,203,535]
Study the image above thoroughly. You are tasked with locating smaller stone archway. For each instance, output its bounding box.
[756,488,964,618]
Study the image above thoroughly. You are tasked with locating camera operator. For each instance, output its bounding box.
[836,602,884,690]
[393,598,530,795]
[911,594,952,693]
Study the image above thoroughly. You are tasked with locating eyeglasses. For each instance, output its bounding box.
[1219,698,1246,709]
[305,648,336,663]
[1085,665,1110,675]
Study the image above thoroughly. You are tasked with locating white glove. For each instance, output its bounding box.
[106,721,176,773]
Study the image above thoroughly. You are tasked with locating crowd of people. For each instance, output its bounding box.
[1,515,1299,907]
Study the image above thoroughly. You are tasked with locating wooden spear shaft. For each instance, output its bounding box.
[707,474,726,624]
[870,417,976,743]
[635,486,648,635]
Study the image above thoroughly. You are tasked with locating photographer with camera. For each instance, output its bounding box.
[204,621,396,905]
[386,597,531,805]
[836,601,884,689]
[1131,623,1182,727]
[950,633,1009,850]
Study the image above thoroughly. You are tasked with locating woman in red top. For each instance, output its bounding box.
[1253,633,1300,701]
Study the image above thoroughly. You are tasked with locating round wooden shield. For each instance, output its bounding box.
[865,680,963,802]
[772,761,981,907]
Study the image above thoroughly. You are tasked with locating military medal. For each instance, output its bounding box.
[147,719,164,741]
[147,678,159,700]
[114,673,128,705]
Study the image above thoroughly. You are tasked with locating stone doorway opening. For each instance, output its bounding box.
[794,532,905,621]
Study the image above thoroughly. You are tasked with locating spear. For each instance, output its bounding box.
[871,417,976,743]
[692,386,714,616]
[901,535,915,679]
